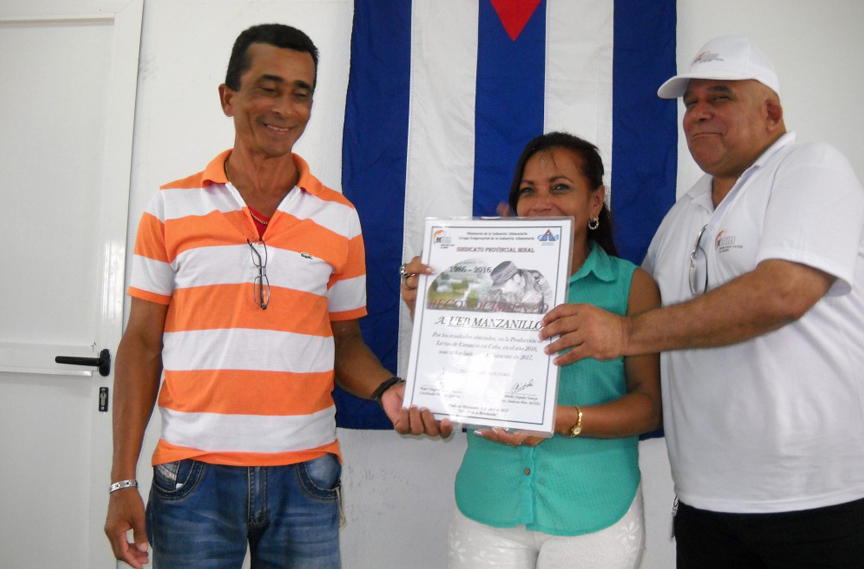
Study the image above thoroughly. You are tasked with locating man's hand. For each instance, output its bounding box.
[106,297,165,568]
[331,319,453,438]
[105,490,150,568]
[539,303,629,365]
[381,382,453,438]
[474,428,544,447]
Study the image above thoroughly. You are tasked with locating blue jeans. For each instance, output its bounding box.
[146,454,342,569]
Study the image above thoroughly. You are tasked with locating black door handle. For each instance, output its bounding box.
[55,348,111,377]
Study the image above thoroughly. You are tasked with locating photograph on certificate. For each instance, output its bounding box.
[404,217,573,435]
[427,258,552,315]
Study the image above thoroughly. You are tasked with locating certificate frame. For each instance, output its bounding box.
[404,217,573,435]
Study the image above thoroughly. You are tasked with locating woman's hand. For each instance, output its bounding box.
[474,428,545,447]
[400,256,433,319]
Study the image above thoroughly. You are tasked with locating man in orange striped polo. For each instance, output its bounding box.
[104,23,452,569]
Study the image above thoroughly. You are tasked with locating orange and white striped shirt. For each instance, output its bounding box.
[129,150,366,467]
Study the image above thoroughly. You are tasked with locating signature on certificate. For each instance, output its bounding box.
[510,378,534,394]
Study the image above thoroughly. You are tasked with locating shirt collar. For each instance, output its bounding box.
[293,154,325,197]
[687,175,715,211]
[570,241,616,284]
[201,150,323,197]
[749,131,796,170]
[201,149,232,185]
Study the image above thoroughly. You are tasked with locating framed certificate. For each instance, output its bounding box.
[404,217,573,435]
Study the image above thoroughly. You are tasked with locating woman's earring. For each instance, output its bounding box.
[588,216,600,230]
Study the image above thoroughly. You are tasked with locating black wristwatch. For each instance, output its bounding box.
[370,376,405,407]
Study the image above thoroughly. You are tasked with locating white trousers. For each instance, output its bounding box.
[448,486,645,569]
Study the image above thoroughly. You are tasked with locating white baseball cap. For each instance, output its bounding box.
[657,35,780,99]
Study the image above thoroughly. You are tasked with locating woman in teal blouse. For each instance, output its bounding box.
[402,132,661,569]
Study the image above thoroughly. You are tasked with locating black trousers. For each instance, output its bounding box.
[674,497,864,569]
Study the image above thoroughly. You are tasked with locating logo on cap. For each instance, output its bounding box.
[693,51,723,65]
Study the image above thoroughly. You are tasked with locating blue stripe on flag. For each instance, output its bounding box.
[612,0,677,440]
[473,0,546,217]
[338,0,413,429]
[612,0,677,264]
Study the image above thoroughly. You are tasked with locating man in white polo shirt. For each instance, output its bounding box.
[539,35,864,567]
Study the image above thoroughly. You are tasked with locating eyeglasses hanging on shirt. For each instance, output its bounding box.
[689,224,709,296]
[247,238,270,310]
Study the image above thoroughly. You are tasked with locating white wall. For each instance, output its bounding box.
[123,1,864,568]
[674,1,864,196]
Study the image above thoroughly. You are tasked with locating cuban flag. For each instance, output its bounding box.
[336,0,677,428]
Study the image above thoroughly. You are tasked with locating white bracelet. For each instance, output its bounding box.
[109,479,139,494]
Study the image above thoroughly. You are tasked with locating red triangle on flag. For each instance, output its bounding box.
[488,0,543,41]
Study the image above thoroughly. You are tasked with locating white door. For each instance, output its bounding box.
[0,1,142,567]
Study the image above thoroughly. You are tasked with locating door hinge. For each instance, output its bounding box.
[99,387,109,412]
